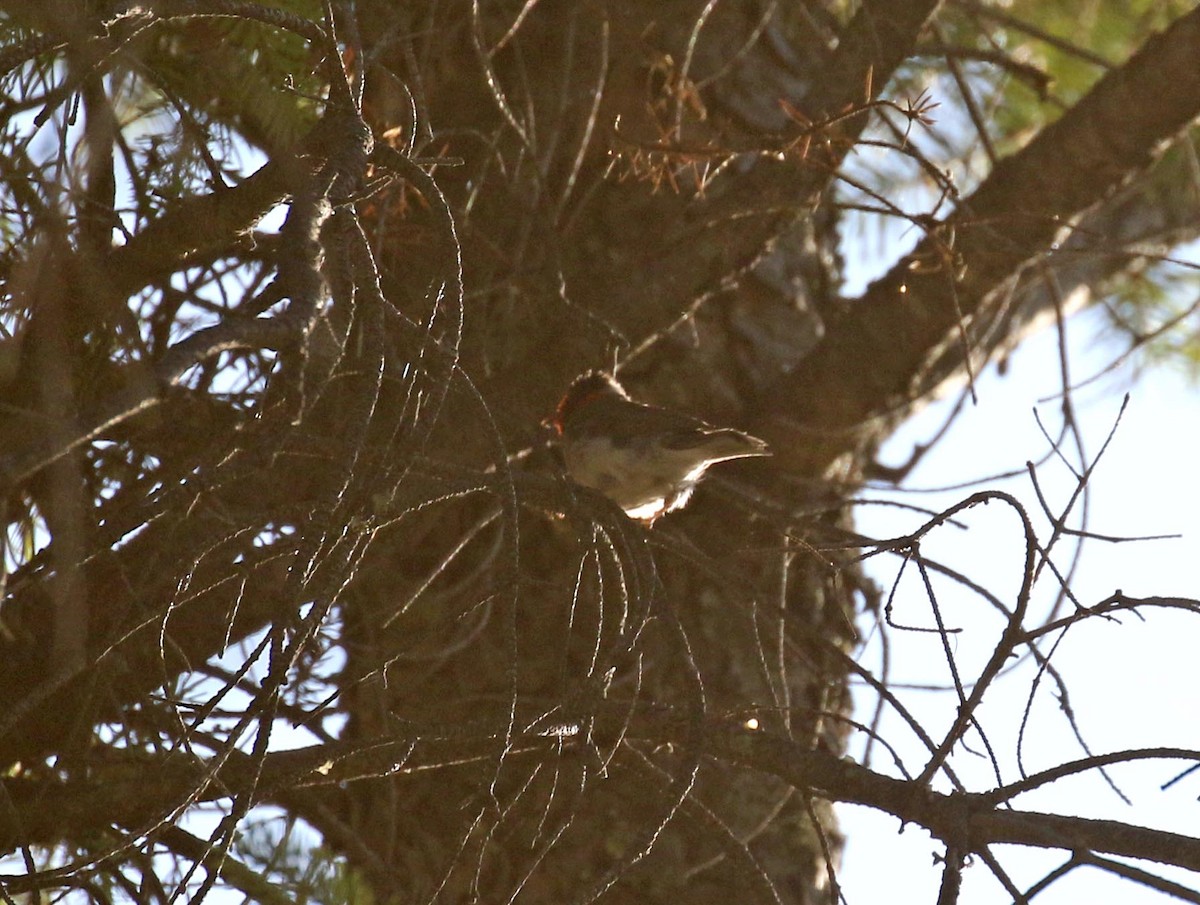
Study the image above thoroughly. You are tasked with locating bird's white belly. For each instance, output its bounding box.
[563,438,699,519]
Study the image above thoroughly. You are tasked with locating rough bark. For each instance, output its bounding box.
[1,2,1199,903]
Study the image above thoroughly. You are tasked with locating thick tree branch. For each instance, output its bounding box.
[6,715,1199,881]
[803,0,942,119]
[703,726,1200,876]
[496,0,944,431]
[752,5,1200,474]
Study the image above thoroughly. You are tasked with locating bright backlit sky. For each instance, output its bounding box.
[838,305,1200,902]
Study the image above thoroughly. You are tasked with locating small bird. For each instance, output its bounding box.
[548,371,770,522]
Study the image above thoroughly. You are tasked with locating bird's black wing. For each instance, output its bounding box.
[591,398,711,448]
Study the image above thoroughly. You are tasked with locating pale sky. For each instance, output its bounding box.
[838,306,1200,902]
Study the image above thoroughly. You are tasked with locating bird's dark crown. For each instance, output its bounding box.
[552,371,628,434]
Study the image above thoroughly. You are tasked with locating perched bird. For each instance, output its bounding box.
[548,371,769,522]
